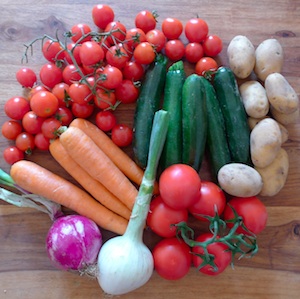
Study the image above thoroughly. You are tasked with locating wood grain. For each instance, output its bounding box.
[1,1,300,298]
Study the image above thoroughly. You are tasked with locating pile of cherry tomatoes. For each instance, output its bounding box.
[1,4,223,165]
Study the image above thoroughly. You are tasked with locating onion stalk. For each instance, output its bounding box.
[97,109,169,295]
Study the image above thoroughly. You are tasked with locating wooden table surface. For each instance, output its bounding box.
[1,1,300,298]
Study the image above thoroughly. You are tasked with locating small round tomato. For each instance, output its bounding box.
[122,61,145,81]
[15,131,35,153]
[70,23,92,43]
[42,40,65,62]
[111,124,133,147]
[106,44,130,69]
[115,79,139,104]
[16,67,37,88]
[3,146,24,165]
[68,83,93,105]
[135,10,157,33]
[159,164,201,210]
[104,21,127,45]
[184,18,209,43]
[192,233,231,276]
[39,63,63,89]
[189,181,226,221]
[30,91,59,118]
[145,29,166,53]
[22,111,45,135]
[223,196,268,235]
[147,195,188,238]
[79,41,105,66]
[195,57,218,76]
[41,117,62,139]
[202,34,223,57]
[152,237,191,280]
[51,82,70,107]
[185,42,204,63]
[1,120,23,140]
[97,65,123,90]
[162,17,183,40]
[164,39,185,61]
[95,110,117,132]
[62,64,83,85]
[71,102,94,119]
[133,42,156,65]
[4,96,30,120]
[92,4,115,30]
[34,132,50,151]
[27,85,48,101]
[94,88,117,110]
[125,28,147,50]
[55,106,73,126]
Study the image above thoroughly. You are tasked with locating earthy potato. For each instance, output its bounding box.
[218,163,263,197]
[227,35,255,79]
[270,105,300,125]
[250,118,282,168]
[240,80,269,118]
[254,38,284,81]
[255,148,289,197]
[265,73,299,114]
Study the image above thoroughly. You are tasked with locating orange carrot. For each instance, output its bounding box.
[70,118,159,194]
[49,139,132,220]
[10,160,128,235]
[59,126,138,210]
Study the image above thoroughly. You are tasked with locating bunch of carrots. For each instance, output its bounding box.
[10,118,158,235]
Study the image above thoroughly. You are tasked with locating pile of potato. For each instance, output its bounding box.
[218,35,299,198]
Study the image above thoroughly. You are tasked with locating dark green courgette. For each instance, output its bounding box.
[133,54,168,168]
[213,67,251,165]
[182,74,207,171]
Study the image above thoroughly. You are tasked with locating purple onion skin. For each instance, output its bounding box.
[46,215,102,271]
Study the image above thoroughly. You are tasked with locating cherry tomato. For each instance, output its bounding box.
[51,82,70,107]
[192,233,231,276]
[152,237,191,280]
[122,61,145,81]
[185,42,204,63]
[34,132,50,151]
[27,85,48,101]
[106,44,130,69]
[164,39,185,61]
[22,111,45,135]
[147,195,188,238]
[30,91,59,118]
[115,80,139,104]
[62,64,83,85]
[111,124,133,147]
[41,117,62,139]
[65,43,82,65]
[4,96,30,120]
[71,103,94,119]
[39,63,63,89]
[202,34,223,57]
[42,40,65,62]
[159,164,201,210]
[92,4,115,29]
[162,17,183,40]
[94,88,117,110]
[135,10,157,33]
[195,57,218,76]
[79,41,105,66]
[223,196,268,235]
[145,29,166,53]
[97,65,123,90]
[70,23,92,43]
[95,110,117,132]
[68,83,93,105]
[3,146,24,165]
[55,106,73,126]
[16,67,37,88]
[133,42,155,65]
[125,28,147,50]
[1,120,23,140]
[184,18,209,43]
[189,181,226,221]
[104,21,127,45]
[15,131,35,153]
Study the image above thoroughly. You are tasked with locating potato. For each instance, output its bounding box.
[254,38,284,81]
[255,148,289,196]
[240,80,269,118]
[227,35,255,79]
[265,73,299,114]
[270,105,300,125]
[250,118,282,168]
[218,163,263,197]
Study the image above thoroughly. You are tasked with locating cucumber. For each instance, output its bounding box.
[160,60,186,171]
[213,66,251,165]
[182,74,207,171]
[133,54,168,168]
[201,77,231,180]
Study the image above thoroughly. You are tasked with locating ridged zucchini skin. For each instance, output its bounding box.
[160,61,186,171]
[182,74,207,171]
[201,77,232,180]
[132,54,168,168]
[213,67,251,165]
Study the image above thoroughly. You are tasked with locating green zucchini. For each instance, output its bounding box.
[182,74,207,171]
[201,77,231,180]
[213,66,251,165]
[133,54,168,168]
[160,60,186,171]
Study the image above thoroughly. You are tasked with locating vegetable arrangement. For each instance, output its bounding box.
[0,3,299,297]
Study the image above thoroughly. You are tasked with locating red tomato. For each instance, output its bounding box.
[192,233,231,276]
[22,111,45,135]
[135,10,157,33]
[68,83,93,105]
[71,103,94,119]
[28,85,48,101]
[95,110,117,132]
[34,132,50,151]
[92,4,114,29]
[15,131,35,153]
[189,181,226,221]
[51,83,70,107]
[159,164,201,210]
[16,67,37,88]
[94,88,117,110]
[133,42,155,65]
[70,23,92,43]
[97,65,123,90]
[111,124,133,147]
[115,79,139,104]
[39,63,63,89]
[41,117,62,139]
[62,64,83,85]
[55,106,73,126]
[147,195,188,238]
[3,146,24,165]
[125,28,147,49]
[145,29,166,53]
[122,61,145,81]
[223,196,268,235]
[164,39,185,61]
[202,34,223,57]
[30,91,59,118]
[4,96,30,120]
[1,120,23,140]
[184,18,209,43]
[195,57,218,76]
[152,237,191,280]
[162,18,183,40]
[104,21,127,45]
[79,41,105,66]
[42,40,65,62]
[106,44,130,69]
[185,42,204,63]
